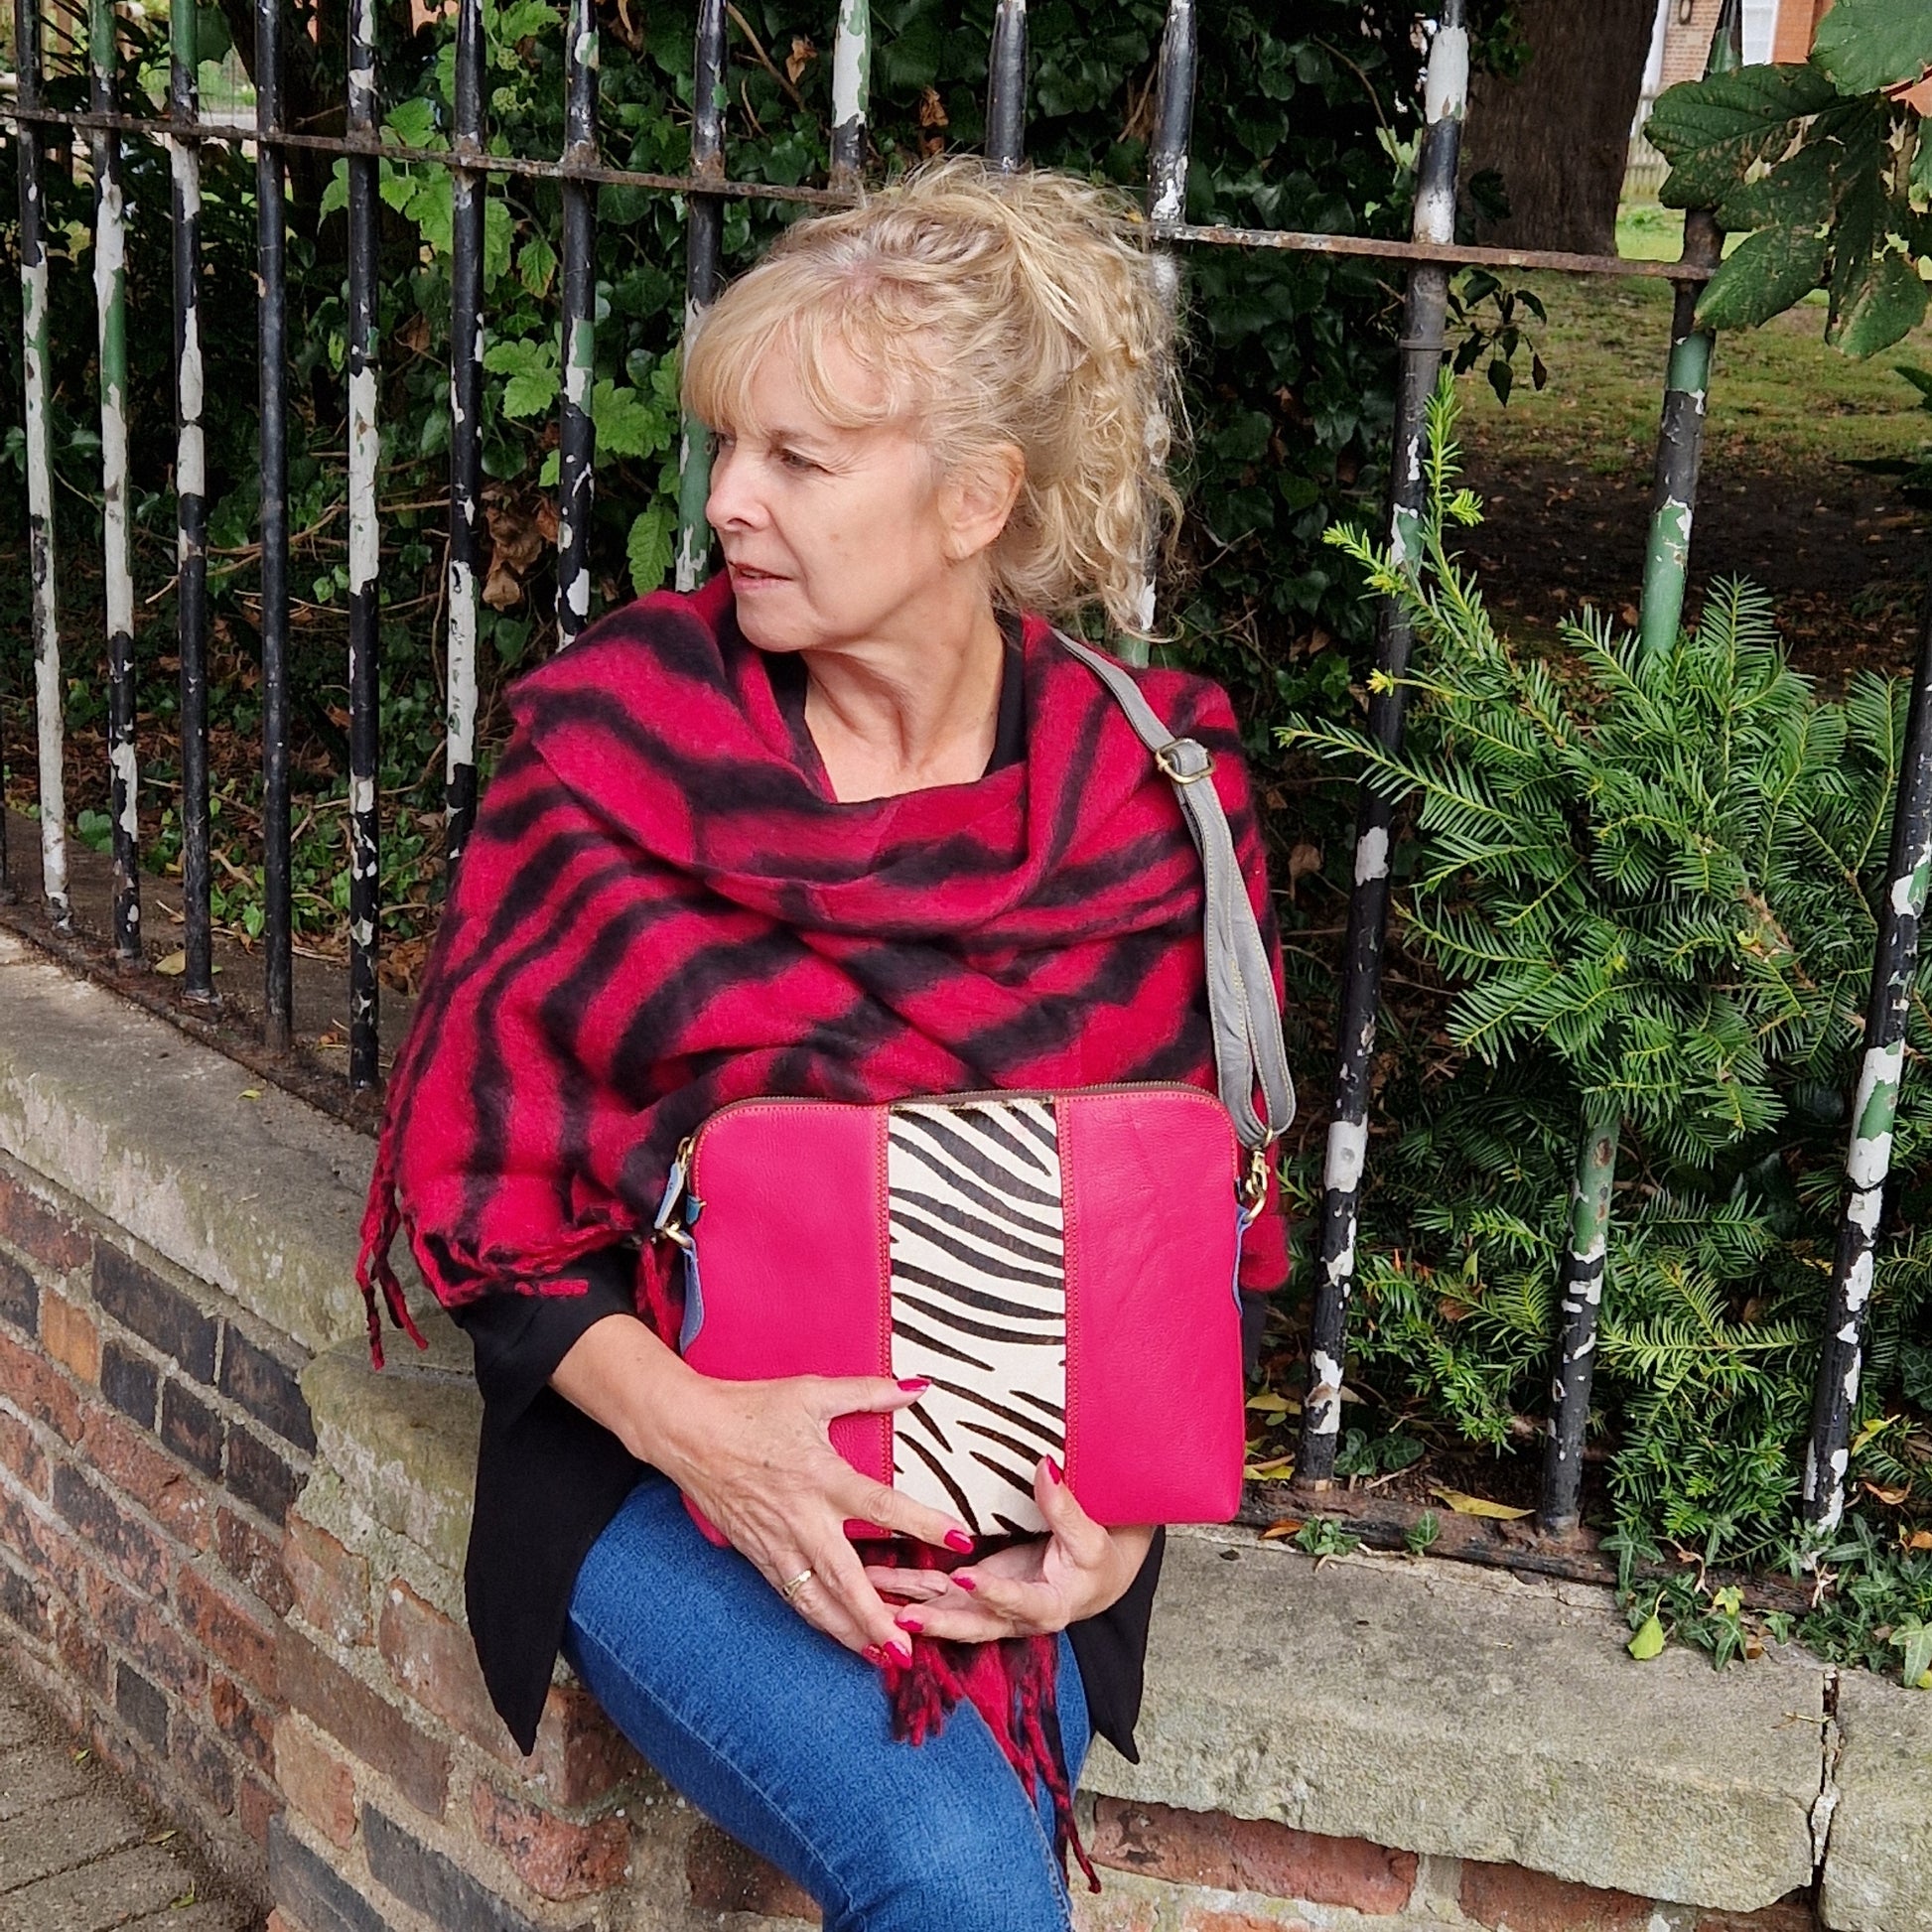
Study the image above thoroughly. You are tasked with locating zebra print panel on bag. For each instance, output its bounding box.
[888,1099,1066,1537]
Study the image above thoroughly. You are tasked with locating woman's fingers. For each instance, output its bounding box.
[1034,1454,1111,1565]
[805,1373,929,1420]
[808,1533,912,1663]
[836,1468,974,1554]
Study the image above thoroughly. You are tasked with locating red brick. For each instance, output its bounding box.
[217,1507,294,1617]
[526,1681,645,1806]
[283,1516,368,1647]
[471,1777,631,1901]
[1072,1895,1161,1932]
[0,1408,47,1495]
[0,1328,84,1441]
[1089,1801,1416,1915]
[210,1672,276,1772]
[51,1460,169,1593]
[81,1405,212,1551]
[176,1564,279,1697]
[1460,1861,1656,1932]
[82,1560,207,1699]
[171,1709,237,1816]
[40,1290,100,1385]
[377,1578,514,1758]
[686,1823,815,1922]
[1181,1916,1313,1932]
[54,1596,111,1698]
[275,1719,358,1848]
[1696,1900,1818,1932]
[239,1773,281,1850]
[278,1624,450,1819]
[0,1173,93,1274]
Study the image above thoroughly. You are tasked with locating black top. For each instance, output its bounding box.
[452,630,1264,1757]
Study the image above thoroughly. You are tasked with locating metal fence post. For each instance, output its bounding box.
[1539,0,1739,1536]
[345,0,383,1087]
[446,0,485,867]
[172,0,213,1000]
[830,0,871,195]
[986,0,1028,172]
[556,0,600,648]
[674,0,727,594]
[1123,0,1197,666]
[13,0,69,927]
[90,0,140,963]
[1804,592,1932,1533]
[1636,0,1738,659]
[1298,0,1468,1486]
[257,0,294,1052]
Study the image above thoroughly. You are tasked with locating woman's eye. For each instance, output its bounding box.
[776,448,818,472]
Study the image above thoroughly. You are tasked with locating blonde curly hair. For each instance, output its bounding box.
[682,157,1183,637]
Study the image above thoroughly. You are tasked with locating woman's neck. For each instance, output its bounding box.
[800,603,1009,802]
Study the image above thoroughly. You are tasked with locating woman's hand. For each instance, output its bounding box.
[551,1314,974,1665]
[862,1457,1153,1643]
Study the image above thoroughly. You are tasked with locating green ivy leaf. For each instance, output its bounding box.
[1627,1613,1667,1661]
[590,380,672,460]
[318,160,349,222]
[517,234,558,299]
[483,197,514,288]
[1647,64,1839,209]
[1832,250,1930,357]
[483,339,560,418]
[1812,0,1932,96]
[1696,224,1831,331]
[626,502,676,598]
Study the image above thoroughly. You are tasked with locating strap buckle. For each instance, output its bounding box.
[1155,738,1215,785]
[1239,1143,1273,1211]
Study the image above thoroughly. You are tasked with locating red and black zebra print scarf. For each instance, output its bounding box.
[355,573,1286,1869]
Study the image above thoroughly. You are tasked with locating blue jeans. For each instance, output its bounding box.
[565,1475,1090,1932]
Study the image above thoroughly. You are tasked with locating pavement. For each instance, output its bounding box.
[0,1649,259,1932]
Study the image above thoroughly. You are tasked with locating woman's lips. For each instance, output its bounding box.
[728,562,788,586]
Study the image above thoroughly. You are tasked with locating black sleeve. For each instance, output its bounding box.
[451,1248,641,1425]
[451,1249,648,1754]
[1240,1287,1269,1380]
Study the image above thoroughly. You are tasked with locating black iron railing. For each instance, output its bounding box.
[1,0,1910,1545]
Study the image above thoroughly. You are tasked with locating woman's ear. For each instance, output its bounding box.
[941,444,1026,565]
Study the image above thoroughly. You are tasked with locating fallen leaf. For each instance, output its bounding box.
[1627,1613,1666,1661]
[482,560,525,611]
[154,950,187,976]
[1258,1517,1305,1541]
[784,34,815,83]
[917,84,949,129]
[1246,1391,1294,1415]
[1287,841,1322,892]
[533,497,560,544]
[1430,1484,1532,1520]
[1862,1480,1911,1507]
[239,1088,263,1101]
[1903,1529,1932,1552]
[1243,1455,1295,1481]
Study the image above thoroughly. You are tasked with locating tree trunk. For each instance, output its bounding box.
[1461,0,1660,255]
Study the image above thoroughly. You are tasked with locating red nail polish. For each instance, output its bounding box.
[896,1614,923,1635]
[897,1377,931,1394]
[1043,1455,1063,1485]
[862,1644,886,1665]
[887,1640,913,1668]
[953,1574,977,1592]
[944,1529,974,1555]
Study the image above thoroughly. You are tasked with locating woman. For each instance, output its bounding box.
[359,158,1288,1932]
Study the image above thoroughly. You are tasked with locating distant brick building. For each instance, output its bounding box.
[1651,0,1829,93]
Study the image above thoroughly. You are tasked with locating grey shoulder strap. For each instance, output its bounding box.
[1053,630,1296,1151]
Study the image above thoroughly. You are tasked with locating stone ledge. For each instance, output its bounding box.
[0,932,407,1355]
[300,1326,1911,1924]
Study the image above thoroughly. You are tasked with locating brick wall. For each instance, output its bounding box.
[0,1157,307,1898]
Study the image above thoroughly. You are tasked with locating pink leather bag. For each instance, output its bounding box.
[650,635,1295,1534]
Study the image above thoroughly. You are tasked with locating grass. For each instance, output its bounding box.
[1465,203,1932,477]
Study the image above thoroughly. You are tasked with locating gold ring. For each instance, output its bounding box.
[778,1568,814,1605]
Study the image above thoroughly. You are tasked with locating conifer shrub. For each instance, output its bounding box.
[1285,385,1932,1671]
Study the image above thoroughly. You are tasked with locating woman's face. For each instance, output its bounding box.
[705,340,1004,658]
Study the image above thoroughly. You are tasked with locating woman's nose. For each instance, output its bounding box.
[705,447,763,530]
